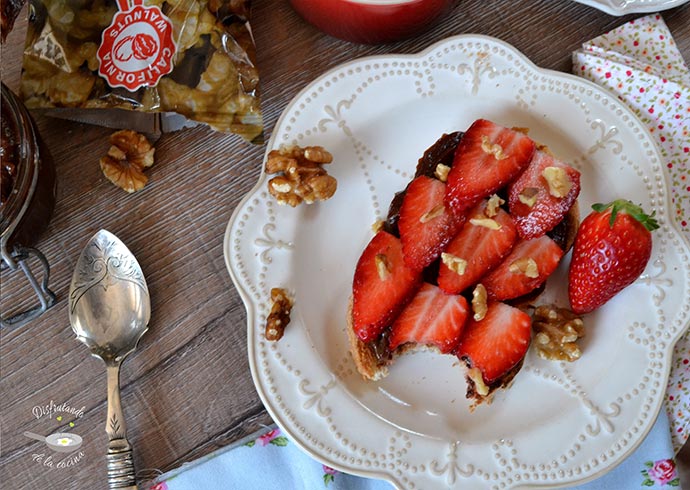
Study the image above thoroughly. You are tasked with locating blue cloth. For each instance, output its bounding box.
[150,412,681,490]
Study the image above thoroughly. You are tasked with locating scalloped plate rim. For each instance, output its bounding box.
[223,33,690,489]
[572,0,690,15]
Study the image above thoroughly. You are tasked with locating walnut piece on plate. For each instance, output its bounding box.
[265,145,337,207]
[532,305,585,362]
[100,130,155,193]
[265,288,293,342]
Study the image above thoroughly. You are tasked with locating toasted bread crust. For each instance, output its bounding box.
[563,200,580,252]
[463,358,523,410]
[347,297,389,381]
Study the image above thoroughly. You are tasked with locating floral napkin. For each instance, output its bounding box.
[572,13,690,453]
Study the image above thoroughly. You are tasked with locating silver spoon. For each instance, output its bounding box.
[69,230,150,489]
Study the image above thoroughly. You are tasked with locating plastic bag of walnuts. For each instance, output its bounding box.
[19,0,263,142]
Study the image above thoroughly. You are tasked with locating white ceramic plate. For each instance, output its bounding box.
[224,35,690,489]
[572,0,689,15]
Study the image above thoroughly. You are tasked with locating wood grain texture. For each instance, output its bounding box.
[1,1,689,488]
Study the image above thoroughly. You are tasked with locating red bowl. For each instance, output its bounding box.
[289,0,455,44]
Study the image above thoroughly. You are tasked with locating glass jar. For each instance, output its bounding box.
[1,82,57,328]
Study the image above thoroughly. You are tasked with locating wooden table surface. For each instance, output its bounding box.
[1,1,689,488]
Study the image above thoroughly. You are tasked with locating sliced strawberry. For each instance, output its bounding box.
[398,176,463,271]
[456,302,531,383]
[508,150,581,239]
[352,231,422,342]
[482,235,564,301]
[389,283,468,354]
[437,200,517,294]
[445,119,535,215]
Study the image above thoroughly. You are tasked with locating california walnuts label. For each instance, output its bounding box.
[97,0,176,91]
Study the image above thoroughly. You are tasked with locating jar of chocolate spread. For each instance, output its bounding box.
[1,83,57,328]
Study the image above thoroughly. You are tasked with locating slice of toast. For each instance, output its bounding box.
[346,126,581,407]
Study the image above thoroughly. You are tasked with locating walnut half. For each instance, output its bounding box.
[265,145,337,206]
[265,288,293,342]
[99,130,155,193]
[532,305,585,362]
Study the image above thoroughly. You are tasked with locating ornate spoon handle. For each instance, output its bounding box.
[106,364,138,489]
[107,440,137,489]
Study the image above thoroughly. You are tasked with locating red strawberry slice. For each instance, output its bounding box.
[437,200,517,294]
[482,235,565,301]
[445,119,535,215]
[398,176,463,271]
[389,283,469,354]
[352,231,423,342]
[456,302,531,383]
[508,150,581,239]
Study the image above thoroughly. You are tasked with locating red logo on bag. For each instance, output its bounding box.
[97,0,176,91]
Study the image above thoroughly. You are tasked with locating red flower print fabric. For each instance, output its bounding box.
[641,458,680,486]
[573,13,690,453]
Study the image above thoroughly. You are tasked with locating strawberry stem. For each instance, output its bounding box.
[591,200,660,231]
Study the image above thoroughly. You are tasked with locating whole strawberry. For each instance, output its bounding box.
[568,199,658,314]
